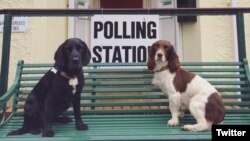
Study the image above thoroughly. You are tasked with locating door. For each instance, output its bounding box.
[71,0,179,60]
[100,0,143,8]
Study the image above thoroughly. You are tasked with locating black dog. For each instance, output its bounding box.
[8,38,91,137]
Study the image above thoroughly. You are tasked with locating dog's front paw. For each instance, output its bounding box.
[31,128,41,135]
[167,118,179,126]
[76,123,88,130]
[42,129,54,137]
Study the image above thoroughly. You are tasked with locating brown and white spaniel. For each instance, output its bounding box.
[147,40,225,131]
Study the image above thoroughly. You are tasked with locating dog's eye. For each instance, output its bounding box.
[154,44,159,50]
[164,45,168,50]
[76,46,83,51]
[66,47,73,52]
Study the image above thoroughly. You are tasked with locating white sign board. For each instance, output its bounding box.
[0,15,28,32]
[91,15,159,63]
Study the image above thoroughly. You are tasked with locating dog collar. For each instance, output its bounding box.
[155,66,180,73]
[51,67,58,74]
[155,66,169,72]
[50,67,73,80]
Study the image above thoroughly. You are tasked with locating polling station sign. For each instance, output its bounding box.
[91,15,159,63]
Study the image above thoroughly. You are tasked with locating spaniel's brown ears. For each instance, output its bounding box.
[147,45,156,70]
[147,40,180,72]
[167,45,180,73]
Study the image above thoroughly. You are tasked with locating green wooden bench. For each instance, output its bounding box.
[1,59,250,141]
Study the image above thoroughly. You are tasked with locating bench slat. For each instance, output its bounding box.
[16,87,250,94]
[21,68,245,74]
[19,80,249,88]
[14,101,250,110]
[20,74,247,81]
[15,93,250,102]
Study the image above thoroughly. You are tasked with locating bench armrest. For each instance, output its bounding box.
[0,60,23,110]
[243,59,250,85]
[0,83,19,125]
[0,83,19,109]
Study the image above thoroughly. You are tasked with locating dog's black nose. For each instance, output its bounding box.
[157,53,163,58]
[72,56,80,62]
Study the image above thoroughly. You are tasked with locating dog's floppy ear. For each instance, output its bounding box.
[79,39,91,66]
[147,44,156,70]
[54,40,67,69]
[167,45,179,73]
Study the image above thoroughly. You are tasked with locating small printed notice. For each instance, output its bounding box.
[0,15,28,32]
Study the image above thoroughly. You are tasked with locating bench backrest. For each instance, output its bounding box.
[13,60,250,116]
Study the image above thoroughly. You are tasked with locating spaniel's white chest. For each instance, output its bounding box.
[152,70,176,94]
[152,70,191,109]
[69,77,78,94]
